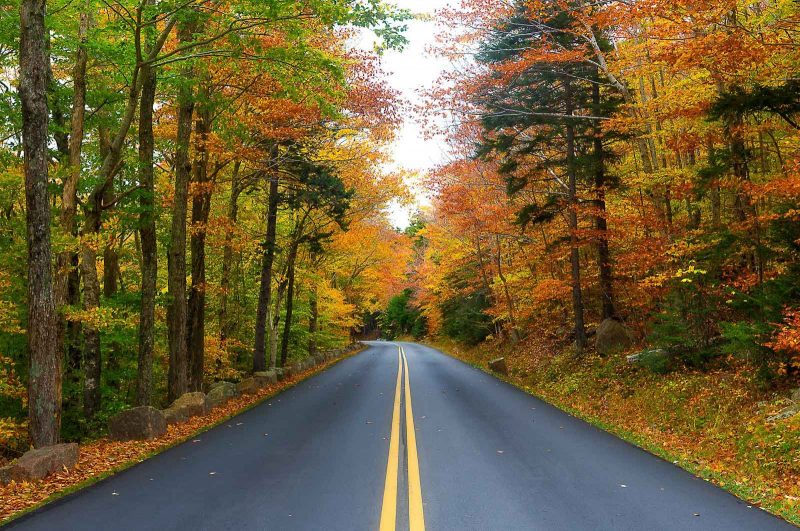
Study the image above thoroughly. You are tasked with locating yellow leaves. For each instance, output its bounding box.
[63,306,133,332]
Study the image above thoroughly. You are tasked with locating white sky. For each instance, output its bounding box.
[357,0,456,229]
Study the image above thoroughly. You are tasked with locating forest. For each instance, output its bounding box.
[1,0,411,457]
[1,0,800,522]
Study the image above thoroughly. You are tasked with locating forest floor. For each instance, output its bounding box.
[426,336,800,525]
[0,348,363,525]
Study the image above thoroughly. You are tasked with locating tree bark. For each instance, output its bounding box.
[56,2,89,397]
[136,61,157,406]
[565,79,587,355]
[219,162,241,342]
[592,78,616,320]
[187,94,213,392]
[253,173,279,372]
[308,286,318,356]
[20,0,61,447]
[166,21,196,402]
[279,242,299,367]
[80,202,102,418]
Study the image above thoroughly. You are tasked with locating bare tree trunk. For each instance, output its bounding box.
[136,61,157,406]
[494,236,519,341]
[253,173,279,372]
[592,78,616,320]
[187,96,212,392]
[308,286,318,356]
[80,190,104,418]
[565,79,586,355]
[280,242,299,366]
[56,2,89,400]
[166,21,196,402]
[20,0,61,447]
[219,161,241,342]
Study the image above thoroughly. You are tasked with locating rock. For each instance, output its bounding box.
[595,318,635,355]
[254,371,278,386]
[162,392,207,425]
[791,388,800,402]
[314,354,325,366]
[488,357,508,375]
[207,381,237,408]
[626,353,642,364]
[109,406,166,441]
[0,443,79,485]
[767,404,800,422]
[236,377,260,395]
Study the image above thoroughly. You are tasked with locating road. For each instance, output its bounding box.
[6,342,794,530]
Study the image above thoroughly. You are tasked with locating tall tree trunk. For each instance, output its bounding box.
[56,2,89,399]
[308,286,318,357]
[565,79,587,355]
[80,202,102,418]
[20,0,60,447]
[253,173,279,372]
[494,236,519,342]
[592,78,616,320]
[280,243,299,366]
[166,21,196,401]
[187,95,213,392]
[219,161,241,342]
[136,62,157,406]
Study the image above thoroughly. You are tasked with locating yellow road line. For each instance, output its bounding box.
[402,346,426,531]
[379,348,403,531]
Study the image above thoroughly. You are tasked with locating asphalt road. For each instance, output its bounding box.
[6,342,795,530]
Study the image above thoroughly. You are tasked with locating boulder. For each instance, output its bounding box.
[791,388,800,403]
[236,377,259,395]
[254,371,278,387]
[488,357,508,376]
[767,404,800,423]
[276,366,293,381]
[207,381,237,408]
[109,406,166,441]
[0,443,79,485]
[595,318,635,355]
[162,392,207,425]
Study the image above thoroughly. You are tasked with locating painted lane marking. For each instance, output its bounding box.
[379,348,403,531]
[402,346,426,531]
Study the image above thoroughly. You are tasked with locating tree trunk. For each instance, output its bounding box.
[279,244,299,367]
[187,96,212,392]
[80,197,103,418]
[494,236,519,342]
[592,78,616,320]
[166,21,196,402]
[565,79,587,355]
[56,2,89,402]
[219,161,241,342]
[20,0,61,447]
[136,61,157,406]
[253,173,279,372]
[308,286,318,356]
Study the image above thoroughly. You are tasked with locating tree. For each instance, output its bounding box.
[19,0,60,447]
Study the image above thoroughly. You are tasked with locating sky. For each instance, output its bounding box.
[357,0,457,229]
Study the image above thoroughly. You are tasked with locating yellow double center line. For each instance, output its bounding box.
[379,346,425,531]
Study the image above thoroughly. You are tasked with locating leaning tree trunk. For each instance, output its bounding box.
[565,79,587,355]
[187,98,213,392]
[20,0,61,447]
[166,21,196,402]
[136,61,157,406]
[592,78,616,321]
[253,173,279,372]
